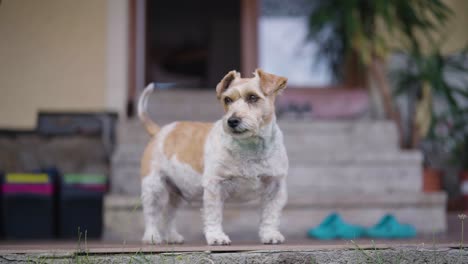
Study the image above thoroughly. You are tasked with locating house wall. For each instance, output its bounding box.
[0,0,127,129]
[440,0,468,53]
[385,0,468,54]
[0,0,465,129]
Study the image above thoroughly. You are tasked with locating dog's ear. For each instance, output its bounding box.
[255,69,288,96]
[216,70,240,99]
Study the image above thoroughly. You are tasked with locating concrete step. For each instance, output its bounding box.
[117,119,399,150]
[113,145,419,165]
[112,147,422,195]
[111,164,141,195]
[117,119,151,145]
[104,192,447,242]
[112,164,423,195]
[288,165,421,194]
[288,150,421,164]
[112,119,416,195]
[115,135,407,163]
[128,89,397,151]
[111,164,422,197]
[146,89,220,123]
[282,120,399,153]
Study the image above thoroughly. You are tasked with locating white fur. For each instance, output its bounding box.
[140,73,289,245]
[202,119,288,245]
[138,83,154,120]
[141,123,182,244]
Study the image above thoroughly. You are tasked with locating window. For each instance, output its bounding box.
[259,0,332,87]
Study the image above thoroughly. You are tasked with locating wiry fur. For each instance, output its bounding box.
[138,83,159,136]
[139,69,289,245]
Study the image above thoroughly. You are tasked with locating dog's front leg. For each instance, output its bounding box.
[203,180,231,245]
[259,177,287,244]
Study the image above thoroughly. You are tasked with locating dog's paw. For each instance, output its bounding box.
[166,232,185,244]
[260,229,285,244]
[205,231,231,245]
[142,229,163,244]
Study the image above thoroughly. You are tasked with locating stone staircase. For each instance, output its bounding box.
[107,89,446,242]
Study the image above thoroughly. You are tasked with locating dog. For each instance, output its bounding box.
[138,69,289,245]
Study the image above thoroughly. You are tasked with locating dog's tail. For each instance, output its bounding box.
[138,83,160,136]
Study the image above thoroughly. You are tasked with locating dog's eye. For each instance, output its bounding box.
[247,94,259,103]
[224,97,233,104]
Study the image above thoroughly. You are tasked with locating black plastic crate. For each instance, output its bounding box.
[1,173,55,239]
[0,171,3,238]
[59,174,106,239]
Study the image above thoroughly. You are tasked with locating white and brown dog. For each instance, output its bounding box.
[138,69,288,245]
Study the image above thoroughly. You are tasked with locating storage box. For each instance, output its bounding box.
[0,171,3,238]
[36,112,118,155]
[1,173,55,239]
[59,174,106,239]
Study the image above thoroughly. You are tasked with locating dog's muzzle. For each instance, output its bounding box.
[227,116,241,128]
[226,116,249,135]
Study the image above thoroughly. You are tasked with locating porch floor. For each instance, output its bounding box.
[0,213,466,256]
[0,242,467,264]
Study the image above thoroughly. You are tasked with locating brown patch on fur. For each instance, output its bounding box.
[163,122,213,174]
[256,69,287,96]
[221,90,241,112]
[140,113,160,136]
[141,136,158,178]
[220,83,259,112]
[230,78,250,86]
[260,94,277,127]
[216,71,240,99]
[263,111,275,126]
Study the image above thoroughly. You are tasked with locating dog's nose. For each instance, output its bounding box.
[227,117,241,128]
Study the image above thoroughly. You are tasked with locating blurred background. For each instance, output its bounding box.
[0,0,467,243]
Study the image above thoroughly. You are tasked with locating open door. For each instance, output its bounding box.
[144,0,241,90]
[127,0,262,118]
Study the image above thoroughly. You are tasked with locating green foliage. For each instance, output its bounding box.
[392,47,468,168]
[392,48,468,113]
[436,107,468,169]
[307,0,452,81]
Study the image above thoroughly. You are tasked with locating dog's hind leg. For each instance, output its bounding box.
[141,172,167,244]
[164,192,184,244]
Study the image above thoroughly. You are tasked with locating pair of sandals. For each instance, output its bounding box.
[307,213,416,240]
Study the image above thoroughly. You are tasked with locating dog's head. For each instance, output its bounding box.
[216,69,288,138]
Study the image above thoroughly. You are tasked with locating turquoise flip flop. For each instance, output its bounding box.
[307,213,365,240]
[364,214,416,239]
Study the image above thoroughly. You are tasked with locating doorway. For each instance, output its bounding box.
[145,0,241,89]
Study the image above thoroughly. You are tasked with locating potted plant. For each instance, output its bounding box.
[392,48,468,143]
[436,107,468,204]
[448,108,468,182]
[419,140,443,192]
[392,48,468,191]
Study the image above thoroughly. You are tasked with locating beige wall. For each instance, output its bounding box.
[440,0,468,53]
[385,0,468,54]
[106,0,129,121]
[0,0,109,129]
[0,0,465,128]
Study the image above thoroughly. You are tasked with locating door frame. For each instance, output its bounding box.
[127,0,259,117]
[240,0,259,77]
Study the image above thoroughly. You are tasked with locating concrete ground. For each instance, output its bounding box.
[0,242,467,263]
[0,213,466,263]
